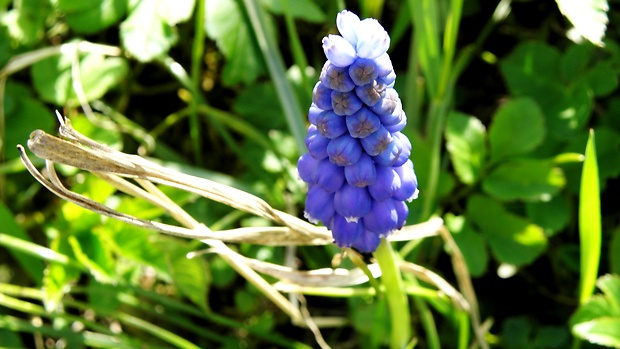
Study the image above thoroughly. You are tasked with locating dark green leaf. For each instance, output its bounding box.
[0,203,45,284]
[482,158,566,202]
[525,195,570,236]
[3,82,54,159]
[261,0,326,22]
[545,83,593,139]
[500,42,563,96]
[488,98,546,161]
[444,214,488,277]
[120,0,178,62]
[57,0,127,34]
[467,195,547,266]
[165,244,210,310]
[204,0,266,85]
[445,112,487,185]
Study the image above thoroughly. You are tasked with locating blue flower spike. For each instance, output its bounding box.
[297,10,418,253]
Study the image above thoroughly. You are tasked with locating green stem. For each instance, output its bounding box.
[374,239,411,349]
[189,0,206,164]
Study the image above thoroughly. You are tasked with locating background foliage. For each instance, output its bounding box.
[0,0,619,348]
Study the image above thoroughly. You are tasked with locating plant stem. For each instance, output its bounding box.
[190,0,206,164]
[374,239,411,349]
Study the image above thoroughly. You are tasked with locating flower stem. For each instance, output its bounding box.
[374,238,411,349]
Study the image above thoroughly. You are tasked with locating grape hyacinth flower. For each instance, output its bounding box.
[297,10,418,253]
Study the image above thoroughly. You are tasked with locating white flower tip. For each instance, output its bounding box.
[304,211,319,224]
[344,216,359,223]
[407,189,420,202]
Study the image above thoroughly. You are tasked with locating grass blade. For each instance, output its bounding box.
[579,129,602,305]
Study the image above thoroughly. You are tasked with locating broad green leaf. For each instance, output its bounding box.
[488,98,546,161]
[578,130,601,305]
[482,159,566,202]
[560,43,618,97]
[525,195,570,236]
[2,0,51,45]
[68,234,114,283]
[500,42,563,97]
[0,203,45,284]
[556,0,608,46]
[157,0,195,25]
[31,53,128,106]
[445,112,486,185]
[120,0,178,62]
[501,316,531,349]
[544,83,593,139]
[205,0,266,85]
[233,81,286,131]
[163,243,210,310]
[571,275,620,347]
[444,214,488,277]
[57,0,127,34]
[261,0,326,22]
[2,82,53,159]
[585,62,618,97]
[611,227,620,275]
[467,195,547,266]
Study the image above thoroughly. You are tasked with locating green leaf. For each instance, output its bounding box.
[467,195,547,267]
[500,42,563,97]
[261,0,325,22]
[488,98,546,161]
[3,82,53,159]
[482,159,566,202]
[0,204,45,284]
[444,214,488,277]
[120,0,178,62]
[571,275,620,347]
[556,0,609,46]
[544,83,593,139]
[57,0,127,34]
[31,52,128,106]
[157,0,195,25]
[525,195,570,236]
[165,245,210,310]
[42,232,82,312]
[205,0,266,85]
[578,129,601,305]
[445,111,487,185]
[2,0,51,45]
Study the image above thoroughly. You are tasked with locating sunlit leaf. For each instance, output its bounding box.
[571,275,620,347]
[488,98,546,161]
[556,0,608,46]
[467,195,547,267]
[120,0,178,62]
[445,112,487,185]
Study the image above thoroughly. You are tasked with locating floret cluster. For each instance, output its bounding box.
[297,10,418,252]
